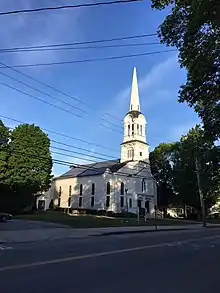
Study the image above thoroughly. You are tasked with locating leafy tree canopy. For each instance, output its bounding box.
[151,0,220,139]
[150,125,219,213]
[0,122,52,212]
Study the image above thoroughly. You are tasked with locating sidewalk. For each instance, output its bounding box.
[0,224,212,244]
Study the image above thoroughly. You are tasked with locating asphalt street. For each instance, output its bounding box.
[0,228,220,293]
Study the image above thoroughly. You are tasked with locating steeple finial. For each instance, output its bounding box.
[129,67,140,112]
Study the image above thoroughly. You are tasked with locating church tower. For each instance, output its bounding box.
[120,68,149,163]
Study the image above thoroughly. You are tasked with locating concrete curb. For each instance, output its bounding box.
[96,227,190,236]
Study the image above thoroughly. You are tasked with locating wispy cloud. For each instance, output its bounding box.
[0,0,83,67]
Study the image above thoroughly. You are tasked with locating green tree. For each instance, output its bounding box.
[8,124,52,210]
[0,120,13,212]
[173,125,219,212]
[151,126,219,218]
[0,120,10,190]
[150,143,177,211]
[151,0,220,139]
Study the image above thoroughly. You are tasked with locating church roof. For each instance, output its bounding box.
[58,159,128,179]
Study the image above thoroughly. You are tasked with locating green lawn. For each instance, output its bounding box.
[15,211,199,228]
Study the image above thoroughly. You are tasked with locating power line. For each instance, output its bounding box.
[0,32,157,52]
[50,139,116,159]
[100,123,122,133]
[51,146,115,161]
[0,114,119,152]
[0,69,87,114]
[0,77,122,134]
[0,82,85,119]
[0,33,157,51]
[0,0,142,16]
[2,118,153,179]
[0,49,176,68]
[51,150,99,163]
[10,148,152,181]
[4,121,153,176]
[0,58,123,124]
[0,42,160,54]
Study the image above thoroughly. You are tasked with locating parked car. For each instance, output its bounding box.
[0,213,12,222]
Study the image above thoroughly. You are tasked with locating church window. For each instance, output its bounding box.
[137,124,139,135]
[106,195,110,208]
[137,199,142,208]
[120,182,124,195]
[91,183,95,195]
[140,152,142,157]
[106,182,111,194]
[79,184,83,195]
[91,196,95,208]
[68,185,72,207]
[140,125,143,136]
[132,124,134,135]
[128,148,134,159]
[120,196,124,208]
[58,186,62,207]
[131,105,133,110]
[142,179,146,192]
[128,124,130,136]
[145,200,150,213]
[68,196,71,207]
[78,196,82,208]
[129,198,132,208]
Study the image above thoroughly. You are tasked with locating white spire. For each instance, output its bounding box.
[129,67,140,112]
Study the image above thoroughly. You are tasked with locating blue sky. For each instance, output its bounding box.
[0,0,200,176]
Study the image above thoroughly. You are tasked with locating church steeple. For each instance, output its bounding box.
[120,67,149,163]
[129,67,140,112]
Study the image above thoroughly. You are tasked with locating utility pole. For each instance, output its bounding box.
[195,156,206,227]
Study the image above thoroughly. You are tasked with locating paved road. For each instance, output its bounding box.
[0,229,220,293]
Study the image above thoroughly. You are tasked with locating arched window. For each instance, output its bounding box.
[132,123,134,135]
[129,198,132,208]
[145,200,150,213]
[68,185,72,207]
[79,184,83,195]
[128,148,134,159]
[120,196,124,208]
[91,183,95,195]
[131,148,134,158]
[120,182,124,195]
[142,179,146,192]
[69,185,72,196]
[78,196,82,208]
[140,125,143,136]
[91,196,95,207]
[106,195,110,207]
[128,124,130,136]
[137,124,139,135]
[106,182,111,194]
[58,186,62,207]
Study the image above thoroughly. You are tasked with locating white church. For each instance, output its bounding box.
[37,68,157,215]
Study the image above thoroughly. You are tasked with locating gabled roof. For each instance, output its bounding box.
[58,159,128,179]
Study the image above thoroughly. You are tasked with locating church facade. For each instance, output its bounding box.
[37,68,157,215]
